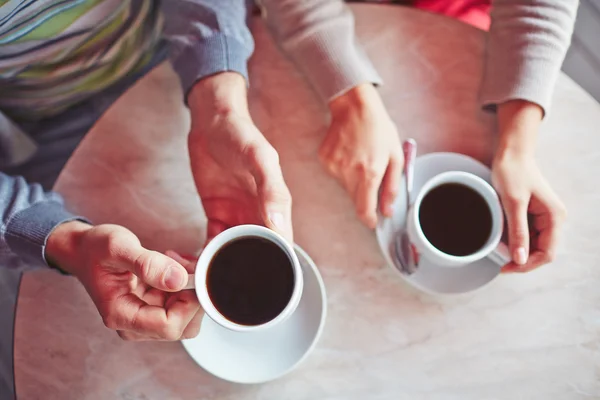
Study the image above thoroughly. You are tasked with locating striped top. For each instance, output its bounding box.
[0,0,162,119]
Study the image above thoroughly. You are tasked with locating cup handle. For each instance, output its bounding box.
[488,242,511,266]
[183,274,196,290]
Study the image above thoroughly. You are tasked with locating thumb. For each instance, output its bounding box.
[501,195,530,265]
[246,144,294,242]
[116,246,188,291]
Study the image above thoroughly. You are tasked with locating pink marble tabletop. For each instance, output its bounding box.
[14,4,600,400]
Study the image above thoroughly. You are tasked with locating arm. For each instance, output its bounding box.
[160,0,255,97]
[258,0,400,228]
[481,0,577,271]
[161,1,294,240]
[0,173,84,269]
[258,0,382,102]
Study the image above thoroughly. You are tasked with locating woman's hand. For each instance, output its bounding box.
[320,84,404,228]
[492,100,566,273]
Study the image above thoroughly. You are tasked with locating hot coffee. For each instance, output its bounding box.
[418,183,492,256]
[206,237,295,326]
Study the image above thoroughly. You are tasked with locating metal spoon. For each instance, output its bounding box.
[395,139,417,274]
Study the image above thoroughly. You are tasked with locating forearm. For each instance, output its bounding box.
[161,0,255,98]
[259,0,382,102]
[0,173,87,269]
[481,0,579,115]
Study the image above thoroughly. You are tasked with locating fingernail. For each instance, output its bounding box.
[515,247,527,265]
[165,266,185,290]
[269,212,285,231]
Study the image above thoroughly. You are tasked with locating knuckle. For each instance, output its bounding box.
[354,162,378,181]
[102,229,129,259]
[279,187,293,204]
[117,331,133,341]
[321,157,339,175]
[99,303,119,330]
[263,185,292,209]
[555,204,568,222]
[102,312,118,330]
[105,230,123,249]
[511,228,528,242]
[319,153,336,171]
[384,185,399,199]
[318,145,329,162]
[392,151,404,166]
[157,320,182,341]
[356,207,373,222]
[133,252,155,280]
[263,144,280,166]
[163,326,183,341]
[246,142,279,168]
[182,326,201,340]
[504,194,524,209]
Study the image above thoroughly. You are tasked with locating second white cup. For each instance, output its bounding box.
[407,171,510,267]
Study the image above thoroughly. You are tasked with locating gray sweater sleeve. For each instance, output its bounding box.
[161,0,255,96]
[162,0,382,103]
[0,174,84,269]
[258,0,383,102]
[480,0,579,115]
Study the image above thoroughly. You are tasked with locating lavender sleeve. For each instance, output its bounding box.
[160,0,256,96]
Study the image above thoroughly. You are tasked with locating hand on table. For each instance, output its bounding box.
[492,100,567,273]
[46,222,202,341]
[187,72,293,242]
[320,84,404,229]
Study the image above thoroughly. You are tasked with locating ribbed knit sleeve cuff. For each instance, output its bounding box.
[5,202,88,269]
[479,0,578,117]
[286,29,383,102]
[171,33,252,98]
[480,56,561,117]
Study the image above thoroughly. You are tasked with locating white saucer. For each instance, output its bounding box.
[376,152,503,295]
[182,245,327,384]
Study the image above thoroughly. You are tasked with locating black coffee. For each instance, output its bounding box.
[207,237,295,326]
[418,183,492,256]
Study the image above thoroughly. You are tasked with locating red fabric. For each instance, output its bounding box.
[413,0,492,31]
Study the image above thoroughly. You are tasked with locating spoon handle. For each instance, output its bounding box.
[403,139,417,200]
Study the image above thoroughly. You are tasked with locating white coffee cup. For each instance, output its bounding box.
[407,171,511,267]
[188,225,303,332]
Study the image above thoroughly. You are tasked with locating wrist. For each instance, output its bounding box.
[188,72,250,120]
[45,220,92,276]
[328,83,382,116]
[496,100,542,156]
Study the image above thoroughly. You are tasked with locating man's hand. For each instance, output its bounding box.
[492,100,567,273]
[46,221,202,341]
[187,72,293,242]
[320,84,404,228]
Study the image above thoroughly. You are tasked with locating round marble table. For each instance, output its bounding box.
[14,4,600,399]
